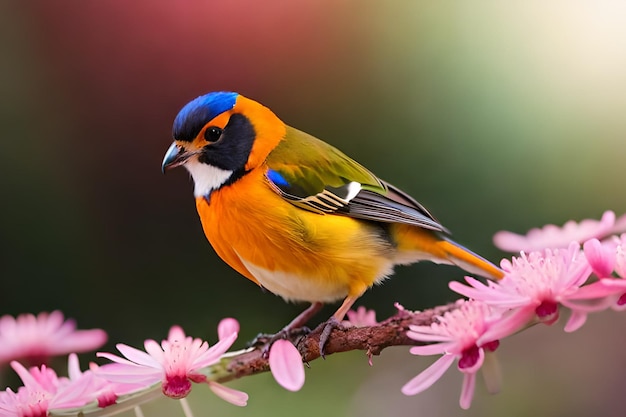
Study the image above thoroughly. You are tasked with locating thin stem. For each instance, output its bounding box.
[180,398,195,417]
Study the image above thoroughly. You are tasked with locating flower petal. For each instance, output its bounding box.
[67,353,82,381]
[217,318,240,341]
[564,310,587,333]
[97,351,141,366]
[583,239,615,278]
[192,332,237,369]
[95,362,162,384]
[459,372,476,410]
[10,361,41,390]
[406,330,455,343]
[478,307,535,344]
[409,342,456,356]
[449,278,528,307]
[567,279,624,300]
[401,354,455,396]
[268,340,305,392]
[207,381,248,406]
[51,329,108,356]
[116,343,161,369]
[493,211,616,252]
[480,351,502,395]
[143,340,165,364]
[167,325,186,342]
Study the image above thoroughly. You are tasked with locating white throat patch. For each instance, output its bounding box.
[184,159,233,197]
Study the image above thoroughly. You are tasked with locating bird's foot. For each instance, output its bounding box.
[247,302,323,358]
[248,327,311,358]
[315,316,346,358]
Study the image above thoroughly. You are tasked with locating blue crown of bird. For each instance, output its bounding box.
[162,91,503,352]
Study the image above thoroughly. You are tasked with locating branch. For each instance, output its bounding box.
[49,303,460,417]
[219,302,457,383]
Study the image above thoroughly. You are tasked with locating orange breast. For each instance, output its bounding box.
[195,169,394,302]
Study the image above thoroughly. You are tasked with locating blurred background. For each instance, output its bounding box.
[2,1,626,416]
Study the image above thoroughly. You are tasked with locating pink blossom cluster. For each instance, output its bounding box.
[0,310,312,417]
[95,319,247,405]
[0,311,107,367]
[402,211,626,409]
[0,356,142,417]
[0,314,247,417]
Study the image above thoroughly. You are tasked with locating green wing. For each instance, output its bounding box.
[265,126,446,232]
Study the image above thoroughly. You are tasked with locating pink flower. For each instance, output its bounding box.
[558,235,626,325]
[96,320,247,406]
[0,361,100,417]
[493,211,618,253]
[67,353,143,408]
[583,238,617,278]
[401,300,503,410]
[342,306,378,327]
[268,340,305,392]
[582,234,626,310]
[0,311,107,366]
[450,242,594,335]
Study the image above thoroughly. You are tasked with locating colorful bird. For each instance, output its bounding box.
[162,92,503,346]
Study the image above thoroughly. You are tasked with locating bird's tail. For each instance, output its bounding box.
[392,224,504,280]
[391,223,504,279]
[437,237,504,280]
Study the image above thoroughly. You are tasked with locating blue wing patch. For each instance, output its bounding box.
[266,169,290,187]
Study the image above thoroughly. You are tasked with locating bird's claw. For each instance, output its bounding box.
[248,327,311,358]
[316,316,345,358]
[247,332,274,349]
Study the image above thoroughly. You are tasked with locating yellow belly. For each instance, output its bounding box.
[195,169,395,303]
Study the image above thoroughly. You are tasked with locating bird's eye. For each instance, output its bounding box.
[204,126,223,142]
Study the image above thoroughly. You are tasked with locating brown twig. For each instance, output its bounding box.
[220,302,457,383]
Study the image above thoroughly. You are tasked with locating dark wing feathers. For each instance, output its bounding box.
[265,126,447,232]
[350,180,450,233]
[347,189,447,232]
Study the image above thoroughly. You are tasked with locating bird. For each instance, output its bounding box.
[162,91,503,348]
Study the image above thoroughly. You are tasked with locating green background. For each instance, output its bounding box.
[2,1,626,416]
